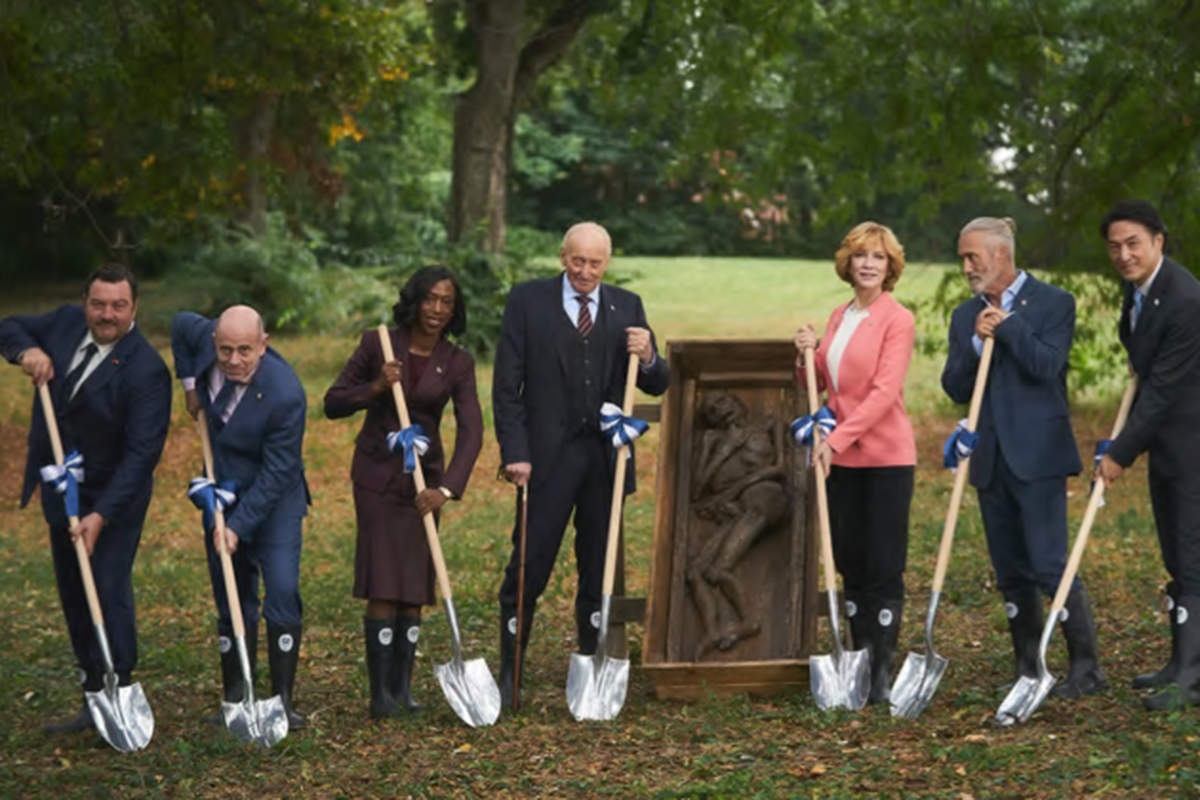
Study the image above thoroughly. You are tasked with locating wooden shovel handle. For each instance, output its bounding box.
[601,354,640,597]
[801,348,839,596]
[38,384,106,630]
[1046,377,1139,616]
[931,336,996,593]
[195,410,249,641]
[378,326,455,602]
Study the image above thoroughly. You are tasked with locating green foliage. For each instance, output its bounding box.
[911,266,1126,397]
[162,212,394,333]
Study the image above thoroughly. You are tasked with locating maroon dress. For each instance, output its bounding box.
[323,327,483,604]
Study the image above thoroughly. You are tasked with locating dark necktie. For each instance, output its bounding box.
[210,378,239,429]
[576,295,593,337]
[62,342,99,400]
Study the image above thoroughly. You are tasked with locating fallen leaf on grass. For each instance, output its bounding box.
[955,765,967,776]
[810,764,827,776]
[963,733,987,743]
[453,743,472,755]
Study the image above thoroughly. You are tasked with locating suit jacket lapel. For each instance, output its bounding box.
[550,276,573,377]
[66,327,139,410]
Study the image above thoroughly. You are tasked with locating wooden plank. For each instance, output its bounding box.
[643,659,810,700]
[665,377,696,662]
[632,402,661,422]
[610,596,646,624]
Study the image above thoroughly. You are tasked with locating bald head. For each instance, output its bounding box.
[560,221,613,295]
[214,304,268,383]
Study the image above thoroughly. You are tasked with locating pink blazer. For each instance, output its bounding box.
[799,292,916,468]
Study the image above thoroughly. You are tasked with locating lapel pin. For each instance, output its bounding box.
[256,392,263,401]
[1154,298,1160,307]
[436,365,444,374]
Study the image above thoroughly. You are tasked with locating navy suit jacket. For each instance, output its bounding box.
[170,312,309,541]
[1110,257,1200,476]
[492,274,670,493]
[941,274,1082,488]
[0,305,171,527]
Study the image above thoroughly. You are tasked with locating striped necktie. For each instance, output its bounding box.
[575,295,593,337]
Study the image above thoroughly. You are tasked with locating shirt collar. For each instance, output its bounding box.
[1135,256,1165,295]
[562,272,601,307]
[979,269,1027,312]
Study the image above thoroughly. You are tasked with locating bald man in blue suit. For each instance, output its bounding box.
[172,305,310,728]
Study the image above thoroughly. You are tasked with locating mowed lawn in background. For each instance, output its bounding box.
[1,257,1196,798]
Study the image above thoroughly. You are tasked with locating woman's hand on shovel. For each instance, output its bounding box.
[416,487,447,516]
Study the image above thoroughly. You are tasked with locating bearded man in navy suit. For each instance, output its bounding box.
[1096,200,1200,711]
[0,264,172,734]
[171,304,310,728]
[492,221,670,707]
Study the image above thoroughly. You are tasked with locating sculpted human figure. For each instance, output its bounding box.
[687,392,788,659]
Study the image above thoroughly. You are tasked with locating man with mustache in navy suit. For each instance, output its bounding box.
[0,264,171,734]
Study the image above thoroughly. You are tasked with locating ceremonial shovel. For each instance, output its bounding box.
[995,377,1138,725]
[801,350,870,710]
[377,326,500,727]
[38,384,154,752]
[566,353,639,721]
[891,336,995,719]
[194,411,288,747]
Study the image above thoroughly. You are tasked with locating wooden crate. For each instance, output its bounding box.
[642,339,820,699]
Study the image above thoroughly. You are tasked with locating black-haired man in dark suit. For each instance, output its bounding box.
[1097,200,1200,711]
[0,264,172,733]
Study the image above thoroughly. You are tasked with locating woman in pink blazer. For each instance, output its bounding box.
[794,220,916,704]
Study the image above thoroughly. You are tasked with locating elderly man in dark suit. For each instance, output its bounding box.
[1096,200,1200,711]
[172,304,310,728]
[493,221,670,707]
[0,264,172,733]
[942,217,1104,700]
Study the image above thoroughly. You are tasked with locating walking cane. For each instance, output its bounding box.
[513,483,529,712]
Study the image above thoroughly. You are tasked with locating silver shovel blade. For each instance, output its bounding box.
[889,651,950,719]
[994,672,1056,726]
[435,657,501,727]
[566,652,629,721]
[86,682,154,752]
[809,648,870,711]
[221,695,288,747]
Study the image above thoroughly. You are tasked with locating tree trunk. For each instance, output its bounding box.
[449,0,525,252]
[449,0,598,252]
[234,92,279,237]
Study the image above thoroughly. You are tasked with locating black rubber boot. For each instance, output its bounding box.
[1133,581,1181,690]
[205,620,256,724]
[1144,594,1200,712]
[364,618,402,719]
[1001,587,1043,690]
[1053,584,1108,699]
[868,597,903,705]
[845,593,868,652]
[576,606,599,656]
[390,614,423,712]
[268,622,307,729]
[498,605,532,710]
[44,671,99,734]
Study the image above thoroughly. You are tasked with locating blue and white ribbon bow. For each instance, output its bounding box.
[599,402,649,452]
[790,406,836,448]
[188,477,239,531]
[1091,439,1113,507]
[942,419,980,471]
[790,406,836,466]
[387,425,430,473]
[40,450,85,518]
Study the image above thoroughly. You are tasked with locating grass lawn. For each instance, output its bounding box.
[1,258,1197,798]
